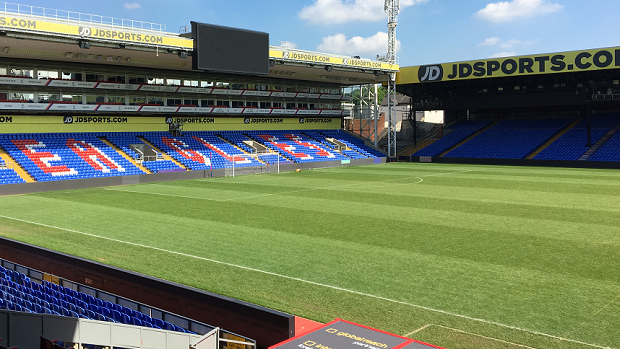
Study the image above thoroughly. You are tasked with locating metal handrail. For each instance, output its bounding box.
[0,1,167,32]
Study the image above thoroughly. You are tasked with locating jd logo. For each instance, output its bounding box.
[165,117,173,124]
[299,118,304,124]
[63,116,73,124]
[283,52,290,59]
[244,118,250,124]
[418,65,443,82]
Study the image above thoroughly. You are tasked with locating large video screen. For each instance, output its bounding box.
[192,21,269,75]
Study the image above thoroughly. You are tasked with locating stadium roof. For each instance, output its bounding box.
[0,3,395,85]
[395,46,620,112]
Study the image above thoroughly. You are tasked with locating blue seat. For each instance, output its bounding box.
[163,321,175,331]
[86,310,96,319]
[174,325,185,333]
[112,310,123,323]
[60,307,71,317]
[121,313,131,324]
[153,318,165,329]
[144,321,154,328]
[132,318,143,327]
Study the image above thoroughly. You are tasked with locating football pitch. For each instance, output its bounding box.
[1,163,619,349]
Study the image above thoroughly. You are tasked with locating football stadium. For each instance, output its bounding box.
[0,1,620,349]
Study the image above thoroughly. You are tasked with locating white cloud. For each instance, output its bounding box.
[279,41,297,49]
[490,51,517,58]
[476,0,563,23]
[123,2,141,9]
[478,37,500,46]
[299,0,428,25]
[478,37,535,48]
[317,31,400,56]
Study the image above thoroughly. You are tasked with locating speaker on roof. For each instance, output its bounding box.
[77,40,90,49]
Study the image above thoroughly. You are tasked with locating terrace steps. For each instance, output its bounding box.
[99,138,152,174]
[526,117,584,159]
[216,135,267,165]
[399,138,438,157]
[0,146,35,183]
[578,121,620,161]
[244,134,293,162]
[138,137,187,170]
[438,120,500,157]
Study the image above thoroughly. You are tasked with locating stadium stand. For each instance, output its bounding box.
[320,129,386,158]
[143,131,265,170]
[533,114,620,161]
[0,133,144,182]
[0,130,385,185]
[0,168,25,185]
[444,118,572,159]
[248,131,349,163]
[0,265,198,334]
[589,127,620,161]
[412,120,493,157]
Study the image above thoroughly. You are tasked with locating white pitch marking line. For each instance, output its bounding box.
[102,170,470,203]
[0,214,607,349]
[406,324,534,349]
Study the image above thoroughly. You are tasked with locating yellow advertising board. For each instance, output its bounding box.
[0,115,341,133]
[0,15,193,49]
[269,49,399,71]
[397,46,620,85]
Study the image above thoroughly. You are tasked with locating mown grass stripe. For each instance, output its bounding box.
[0,213,607,349]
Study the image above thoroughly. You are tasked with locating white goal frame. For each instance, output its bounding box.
[231,151,280,177]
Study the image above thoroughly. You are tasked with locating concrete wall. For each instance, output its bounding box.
[0,310,202,349]
[403,156,620,169]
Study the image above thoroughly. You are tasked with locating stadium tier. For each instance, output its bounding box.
[445,118,572,159]
[413,120,493,157]
[0,130,383,184]
[0,265,197,334]
[0,133,145,182]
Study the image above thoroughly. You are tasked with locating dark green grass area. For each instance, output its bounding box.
[1,163,620,348]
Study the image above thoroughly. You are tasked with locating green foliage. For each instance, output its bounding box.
[1,163,620,348]
[351,85,387,106]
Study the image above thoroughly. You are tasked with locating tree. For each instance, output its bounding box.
[350,85,387,107]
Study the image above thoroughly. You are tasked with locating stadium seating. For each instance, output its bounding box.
[413,120,493,157]
[105,133,184,172]
[445,118,571,159]
[590,130,620,161]
[0,130,385,185]
[533,115,620,161]
[143,131,264,170]
[0,168,25,185]
[0,133,144,182]
[0,265,197,334]
[248,131,349,163]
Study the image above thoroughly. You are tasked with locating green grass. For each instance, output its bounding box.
[1,163,620,348]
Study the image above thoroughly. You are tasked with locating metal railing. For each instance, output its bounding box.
[0,2,167,32]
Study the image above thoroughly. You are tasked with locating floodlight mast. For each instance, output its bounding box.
[385,0,399,159]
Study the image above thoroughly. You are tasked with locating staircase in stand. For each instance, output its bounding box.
[138,136,187,170]
[0,145,35,183]
[438,120,499,157]
[578,121,620,161]
[526,117,583,159]
[99,137,152,174]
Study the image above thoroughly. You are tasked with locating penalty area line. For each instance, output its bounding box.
[0,214,608,349]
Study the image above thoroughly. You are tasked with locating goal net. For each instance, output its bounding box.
[226,151,282,177]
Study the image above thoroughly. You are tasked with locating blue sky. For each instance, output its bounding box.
[21,0,620,67]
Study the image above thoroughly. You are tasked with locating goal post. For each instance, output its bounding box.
[230,151,280,177]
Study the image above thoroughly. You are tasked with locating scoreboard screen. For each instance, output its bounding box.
[191,21,269,75]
